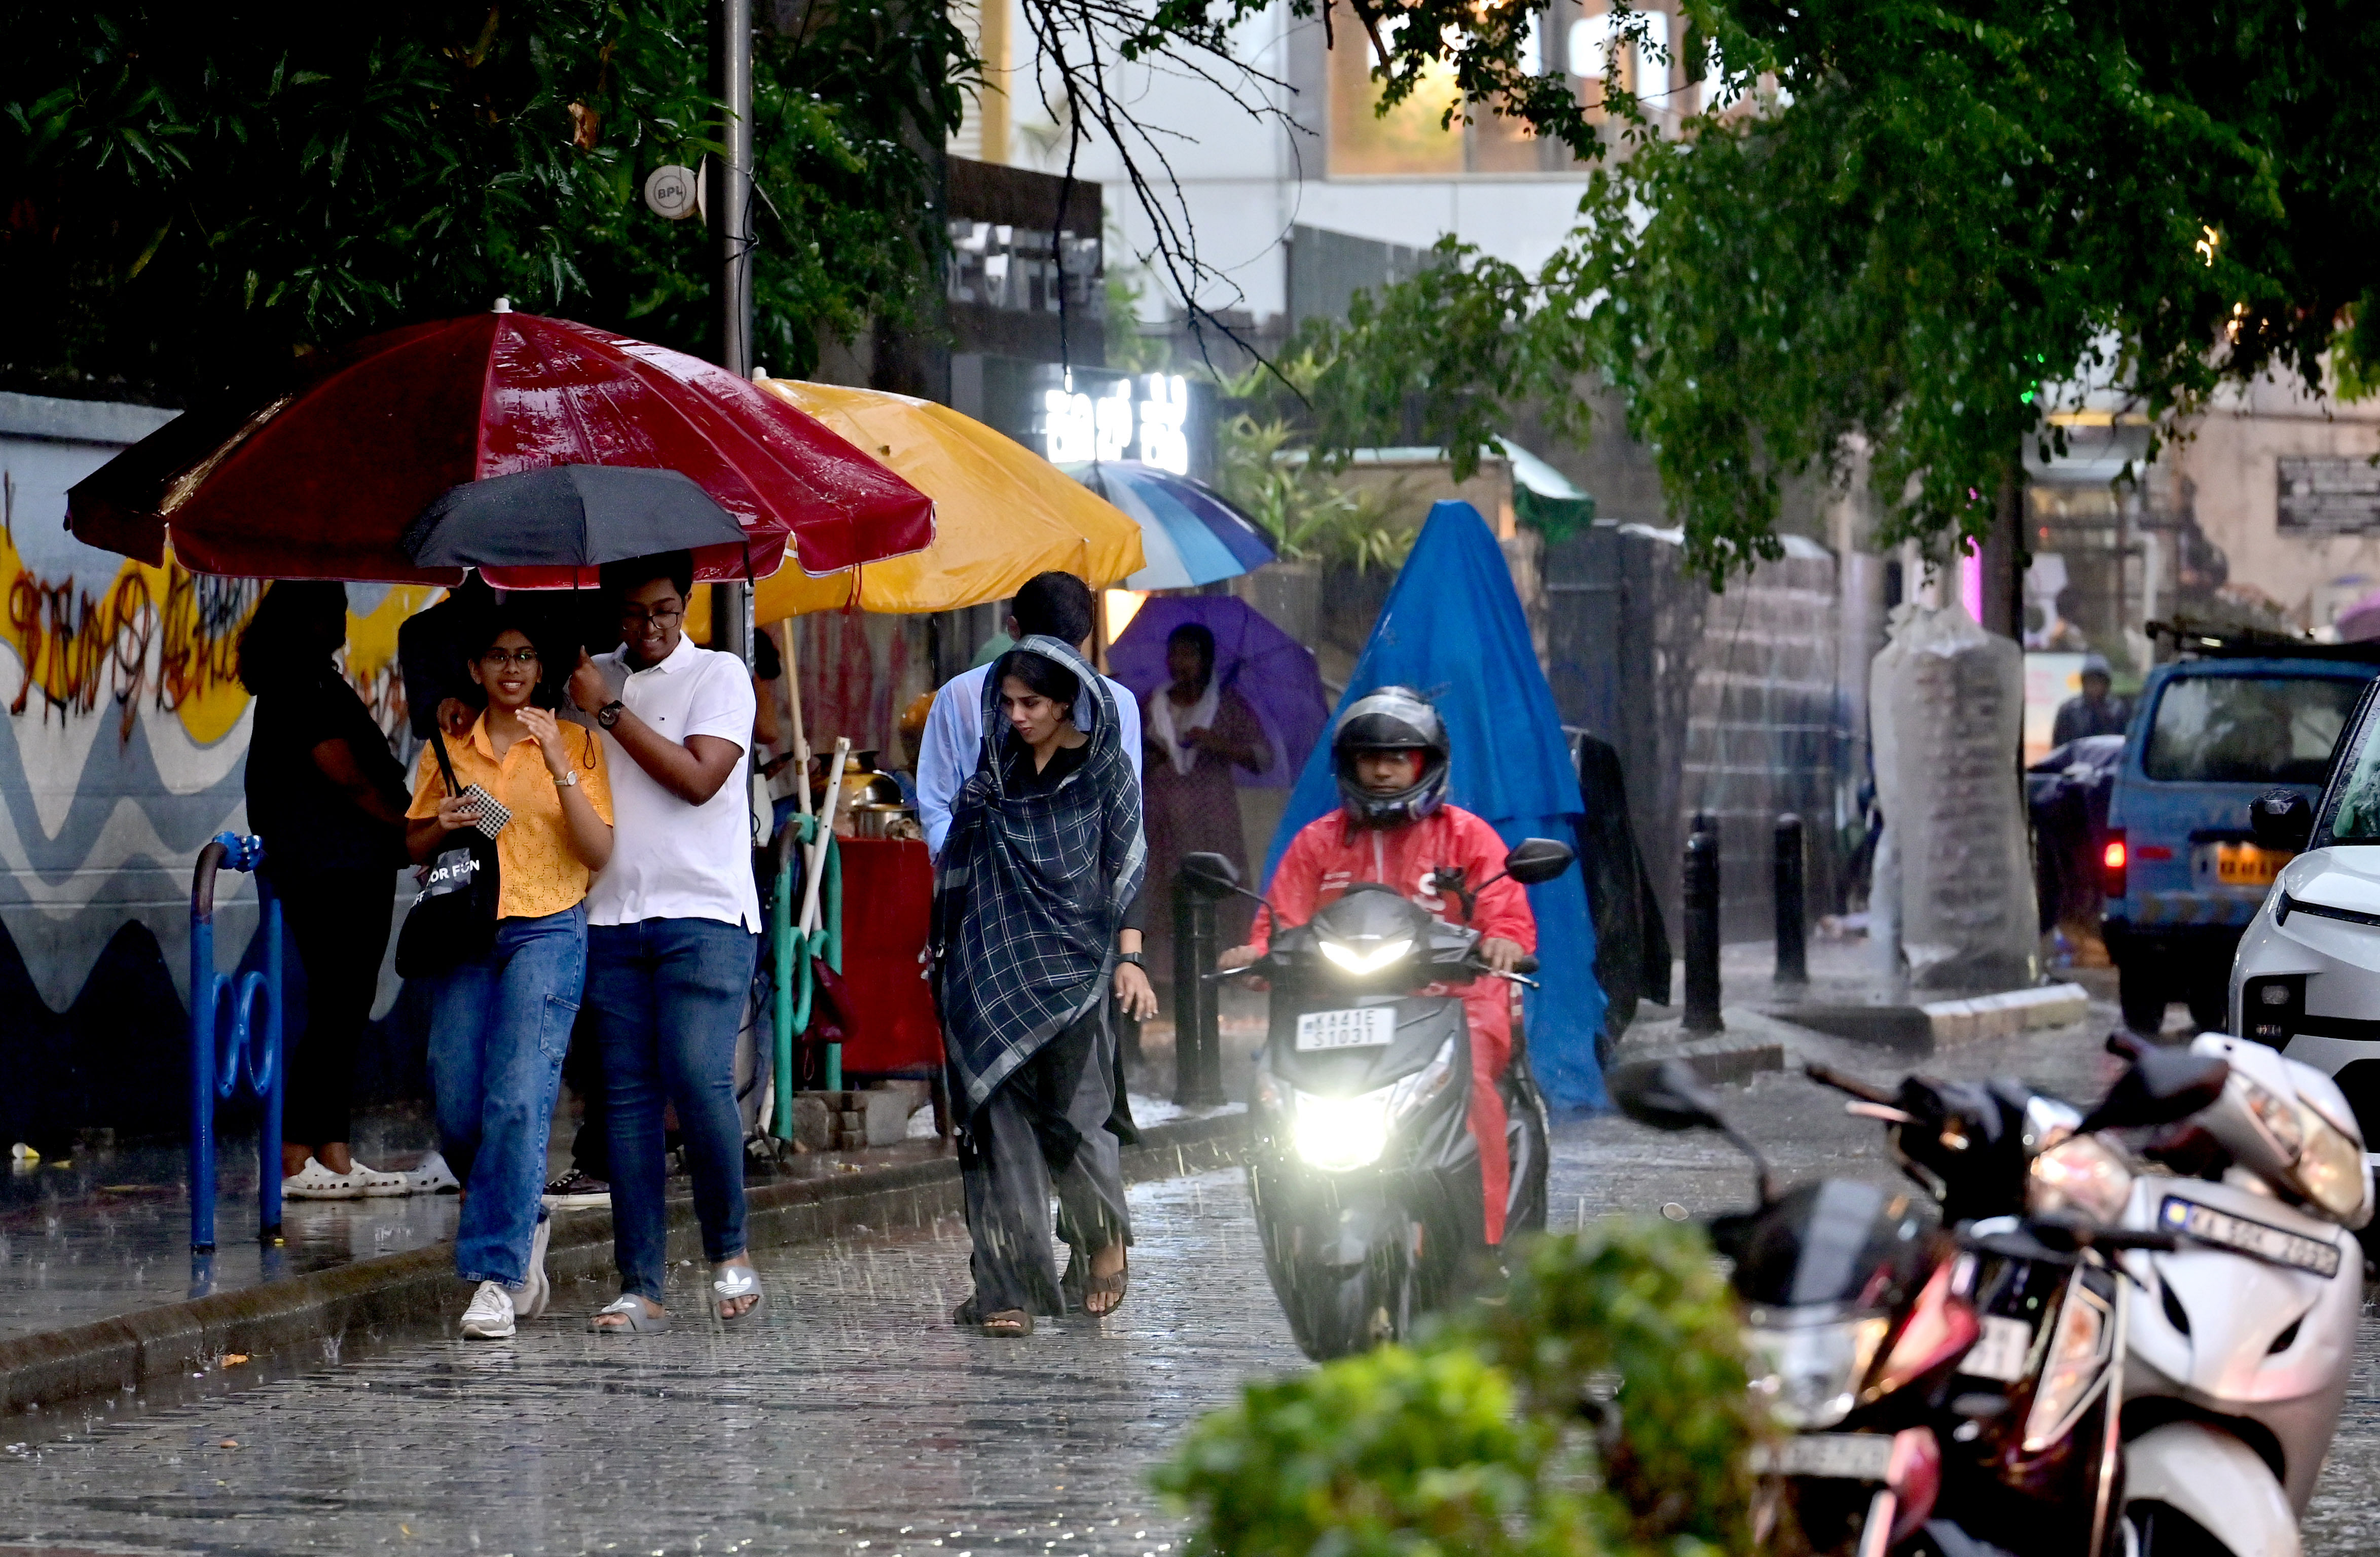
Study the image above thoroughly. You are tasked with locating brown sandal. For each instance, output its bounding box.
[1082,1254,1128,1318]
[953,1296,1034,1337]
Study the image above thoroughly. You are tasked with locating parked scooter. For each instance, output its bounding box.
[1185,839,1573,1360]
[2104,1032,2370,1556]
[1610,1032,2357,1557]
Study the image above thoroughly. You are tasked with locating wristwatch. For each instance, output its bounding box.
[553,769,579,787]
[596,700,625,730]
[1116,950,1146,968]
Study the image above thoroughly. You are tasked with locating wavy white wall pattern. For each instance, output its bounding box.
[1,393,427,1024]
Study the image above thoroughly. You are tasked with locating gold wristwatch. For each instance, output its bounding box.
[553,769,579,787]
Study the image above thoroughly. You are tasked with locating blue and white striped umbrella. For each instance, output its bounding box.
[1067,460,1276,590]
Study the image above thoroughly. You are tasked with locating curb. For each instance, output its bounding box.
[0,1110,1247,1418]
[1920,983,2092,1045]
[1768,983,2093,1047]
[1615,1008,1799,1085]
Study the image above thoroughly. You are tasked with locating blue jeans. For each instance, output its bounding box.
[588,917,759,1302]
[426,904,585,1286]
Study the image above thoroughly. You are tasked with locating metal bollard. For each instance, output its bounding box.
[1682,820,1724,1033]
[189,832,285,1254]
[1171,874,1225,1107]
[1774,813,1808,986]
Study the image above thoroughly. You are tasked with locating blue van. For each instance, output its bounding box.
[2102,647,2380,1033]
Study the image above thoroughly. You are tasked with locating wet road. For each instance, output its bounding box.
[6,1013,2380,1553]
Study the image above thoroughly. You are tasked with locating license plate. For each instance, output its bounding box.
[1295,1007,1396,1051]
[2195,842,2290,888]
[2159,1196,2342,1278]
[1959,1315,2034,1383]
[1750,1433,1896,1482]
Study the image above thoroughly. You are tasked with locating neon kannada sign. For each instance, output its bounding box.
[1040,373,1192,475]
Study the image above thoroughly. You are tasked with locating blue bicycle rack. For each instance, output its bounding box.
[189,831,285,1254]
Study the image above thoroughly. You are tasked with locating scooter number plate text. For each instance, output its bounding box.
[1958,1315,2034,1383]
[2159,1196,2342,1278]
[1296,1007,1396,1051]
[1750,1433,1895,1482]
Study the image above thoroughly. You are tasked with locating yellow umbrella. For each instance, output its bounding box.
[749,375,1145,622]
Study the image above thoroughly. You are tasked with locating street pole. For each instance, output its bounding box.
[1682,816,1724,1033]
[1773,813,1807,987]
[711,0,755,668]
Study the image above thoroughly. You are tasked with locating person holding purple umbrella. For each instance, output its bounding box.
[1142,622,1269,981]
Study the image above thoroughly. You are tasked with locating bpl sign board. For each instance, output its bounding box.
[2278,456,2380,535]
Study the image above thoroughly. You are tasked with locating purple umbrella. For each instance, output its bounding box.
[1110,596,1329,789]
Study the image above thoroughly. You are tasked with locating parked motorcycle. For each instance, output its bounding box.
[1184,838,1573,1360]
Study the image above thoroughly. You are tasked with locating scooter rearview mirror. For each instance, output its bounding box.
[2079,1036,2231,1135]
[1610,1058,1731,1134]
[1180,852,1240,892]
[1501,837,1577,887]
[2249,788,2315,854]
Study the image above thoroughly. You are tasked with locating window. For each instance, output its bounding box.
[2142,675,2362,786]
[1324,2,1640,175]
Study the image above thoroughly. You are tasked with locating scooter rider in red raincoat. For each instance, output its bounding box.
[1220,687,1535,1244]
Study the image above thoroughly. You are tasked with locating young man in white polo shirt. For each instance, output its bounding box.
[566,552,764,1332]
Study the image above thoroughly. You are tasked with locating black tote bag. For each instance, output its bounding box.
[394,729,502,977]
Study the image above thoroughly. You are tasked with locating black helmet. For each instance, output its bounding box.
[1333,685,1450,828]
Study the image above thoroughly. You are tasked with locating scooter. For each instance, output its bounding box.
[1612,1044,2235,1557]
[2108,1032,2370,1557]
[1183,838,1573,1360]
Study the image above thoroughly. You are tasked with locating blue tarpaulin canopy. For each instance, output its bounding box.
[1263,500,1608,1109]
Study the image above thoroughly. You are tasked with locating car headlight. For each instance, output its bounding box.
[1292,1091,1393,1171]
[1743,1310,1890,1429]
[1317,936,1414,975]
[2027,1135,2136,1225]
[2022,1279,2114,1452]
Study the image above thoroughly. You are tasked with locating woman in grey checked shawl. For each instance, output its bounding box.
[933,635,1150,1336]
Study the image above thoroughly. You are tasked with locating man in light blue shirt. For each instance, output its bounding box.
[917,571,1143,858]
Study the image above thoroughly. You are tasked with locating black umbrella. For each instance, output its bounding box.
[400,464,752,576]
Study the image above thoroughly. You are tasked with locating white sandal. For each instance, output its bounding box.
[281,1158,361,1201]
[404,1151,461,1194]
[348,1161,412,1197]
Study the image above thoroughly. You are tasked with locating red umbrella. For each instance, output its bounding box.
[67,305,937,588]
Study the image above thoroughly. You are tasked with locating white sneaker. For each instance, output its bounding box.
[516,1211,553,1319]
[348,1161,412,1197]
[459,1280,516,1339]
[405,1151,461,1194]
[282,1157,363,1201]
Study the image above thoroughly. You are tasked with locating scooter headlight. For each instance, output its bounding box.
[2291,1104,2366,1223]
[1317,936,1414,975]
[1291,1091,1393,1171]
[2022,1279,2114,1452]
[1743,1309,1890,1429]
[2027,1135,2135,1225]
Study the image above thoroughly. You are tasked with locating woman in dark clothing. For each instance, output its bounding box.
[934,640,1153,1337]
[239,582,413,1200]
[1141,622,1269,981]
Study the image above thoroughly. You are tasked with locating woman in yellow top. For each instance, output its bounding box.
[405,611,613,1341]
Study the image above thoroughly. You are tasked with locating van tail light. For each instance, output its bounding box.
[2101,831,2128,900]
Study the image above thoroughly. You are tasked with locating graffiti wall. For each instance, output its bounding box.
[0,392,436,1142]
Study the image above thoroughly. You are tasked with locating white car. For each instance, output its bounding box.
[2228,680,2380,1166]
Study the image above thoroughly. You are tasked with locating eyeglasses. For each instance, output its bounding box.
[619,604,684,631]
[479,647,542,667]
